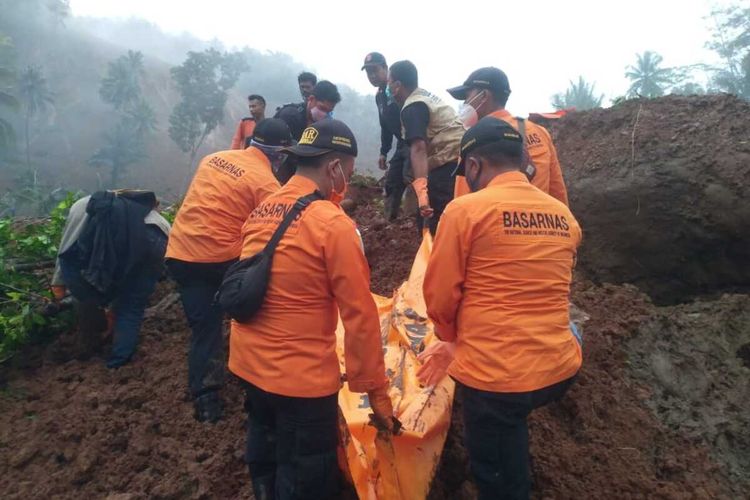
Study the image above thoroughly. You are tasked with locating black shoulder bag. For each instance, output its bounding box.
[216,191,323,323]
[516,117,537,181]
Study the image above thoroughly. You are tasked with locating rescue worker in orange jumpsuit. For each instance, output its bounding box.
[230,94,266,150]
[166,119,292,423]
[229,119,394,500]
[447,67,568,205]
[422,117,582,500]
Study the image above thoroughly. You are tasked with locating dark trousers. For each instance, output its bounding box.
[166,258,235,397]
[459,376,577,500]
[384,143,410,221]
[242,380,340,500]
[417,162,456,236]
[59,226,166,366]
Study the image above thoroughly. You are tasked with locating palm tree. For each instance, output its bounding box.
[18,66,54,174]
[626,51,674,98]
[0,35,19,152]
[125,98,157,137]
[89,121,147,187]
[99,50,145,110]
[552,76,604,111]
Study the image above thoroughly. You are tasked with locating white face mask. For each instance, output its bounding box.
[458,104,479,129]
[457,90,485,129]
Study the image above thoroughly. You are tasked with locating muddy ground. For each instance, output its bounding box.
[2,209,747,499]
[550,94,750,305]
[2,95,749,499]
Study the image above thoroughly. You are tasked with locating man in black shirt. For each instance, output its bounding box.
[274,80,341,141]
[298,71,317,100]
[362,52,409,221]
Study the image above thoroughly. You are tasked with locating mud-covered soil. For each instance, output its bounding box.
[1,211,744,500]
[627,293,750,497]
[551,94,750,305]
[429,282,736,500]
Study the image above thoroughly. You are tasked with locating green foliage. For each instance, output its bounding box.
[90,50,156,187]
[126,97,157,136]
[18,66,53,117]
[99,50,144,111]
[89,120,148,187]
[350,173,379,188]
[47,0,70,27]
[159,198,181,225]
[670,82,707,96]
[626,51,675,98]
[551,76,605,111]
[168,48,248,172]
[0,33,18,152]
[18,65,54,171]
[0,192,77,359]
[708,4,750,99]
[0,8,386,202]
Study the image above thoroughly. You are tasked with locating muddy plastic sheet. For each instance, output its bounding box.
[336,234,454,500]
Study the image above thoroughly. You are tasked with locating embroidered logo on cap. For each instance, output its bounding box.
[299,127,319,145]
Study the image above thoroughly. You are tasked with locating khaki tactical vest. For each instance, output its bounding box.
[402,88,464,170]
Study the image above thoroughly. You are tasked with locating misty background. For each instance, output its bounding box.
[0,0,748,215]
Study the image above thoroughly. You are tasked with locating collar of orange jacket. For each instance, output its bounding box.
[246,145,272,165]
[487,170,529,188]
[286,173,321,193]
[488,109,512,120]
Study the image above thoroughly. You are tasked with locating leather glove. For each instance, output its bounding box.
[411,178,433,218]
[367,384,396,432]
[51,285,66,301]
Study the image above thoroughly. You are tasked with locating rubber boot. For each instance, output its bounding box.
[76,299,107,360]
[251,474,276,500]
[193,389,224,423]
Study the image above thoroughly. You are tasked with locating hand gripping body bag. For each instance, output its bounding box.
[215,192,322,323]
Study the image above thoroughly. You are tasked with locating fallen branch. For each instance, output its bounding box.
[0,282,50,302]
[4,260,55,272]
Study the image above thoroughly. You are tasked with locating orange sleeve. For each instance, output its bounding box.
[423,203,471,342]
[325,215,387,393]
[454,175,471,198]
[231,121,244,150]
[547,140,569,206]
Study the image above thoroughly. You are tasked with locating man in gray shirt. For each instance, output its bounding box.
[53,193,170,368]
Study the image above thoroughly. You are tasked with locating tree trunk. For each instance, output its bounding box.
[24,110,30,173]
[182,125,212,194]
[111,160,119,188]
[183,150,197,194]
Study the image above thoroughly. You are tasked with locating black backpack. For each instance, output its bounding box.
[215,191,323,323]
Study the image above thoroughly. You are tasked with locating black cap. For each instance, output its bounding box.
[251,118,293,147]
[282,119,358,157]
[447,67,511,101]
[453,117,523,176]
[361,52,387,70]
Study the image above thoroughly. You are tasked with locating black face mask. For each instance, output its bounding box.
[466,158,483,193]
